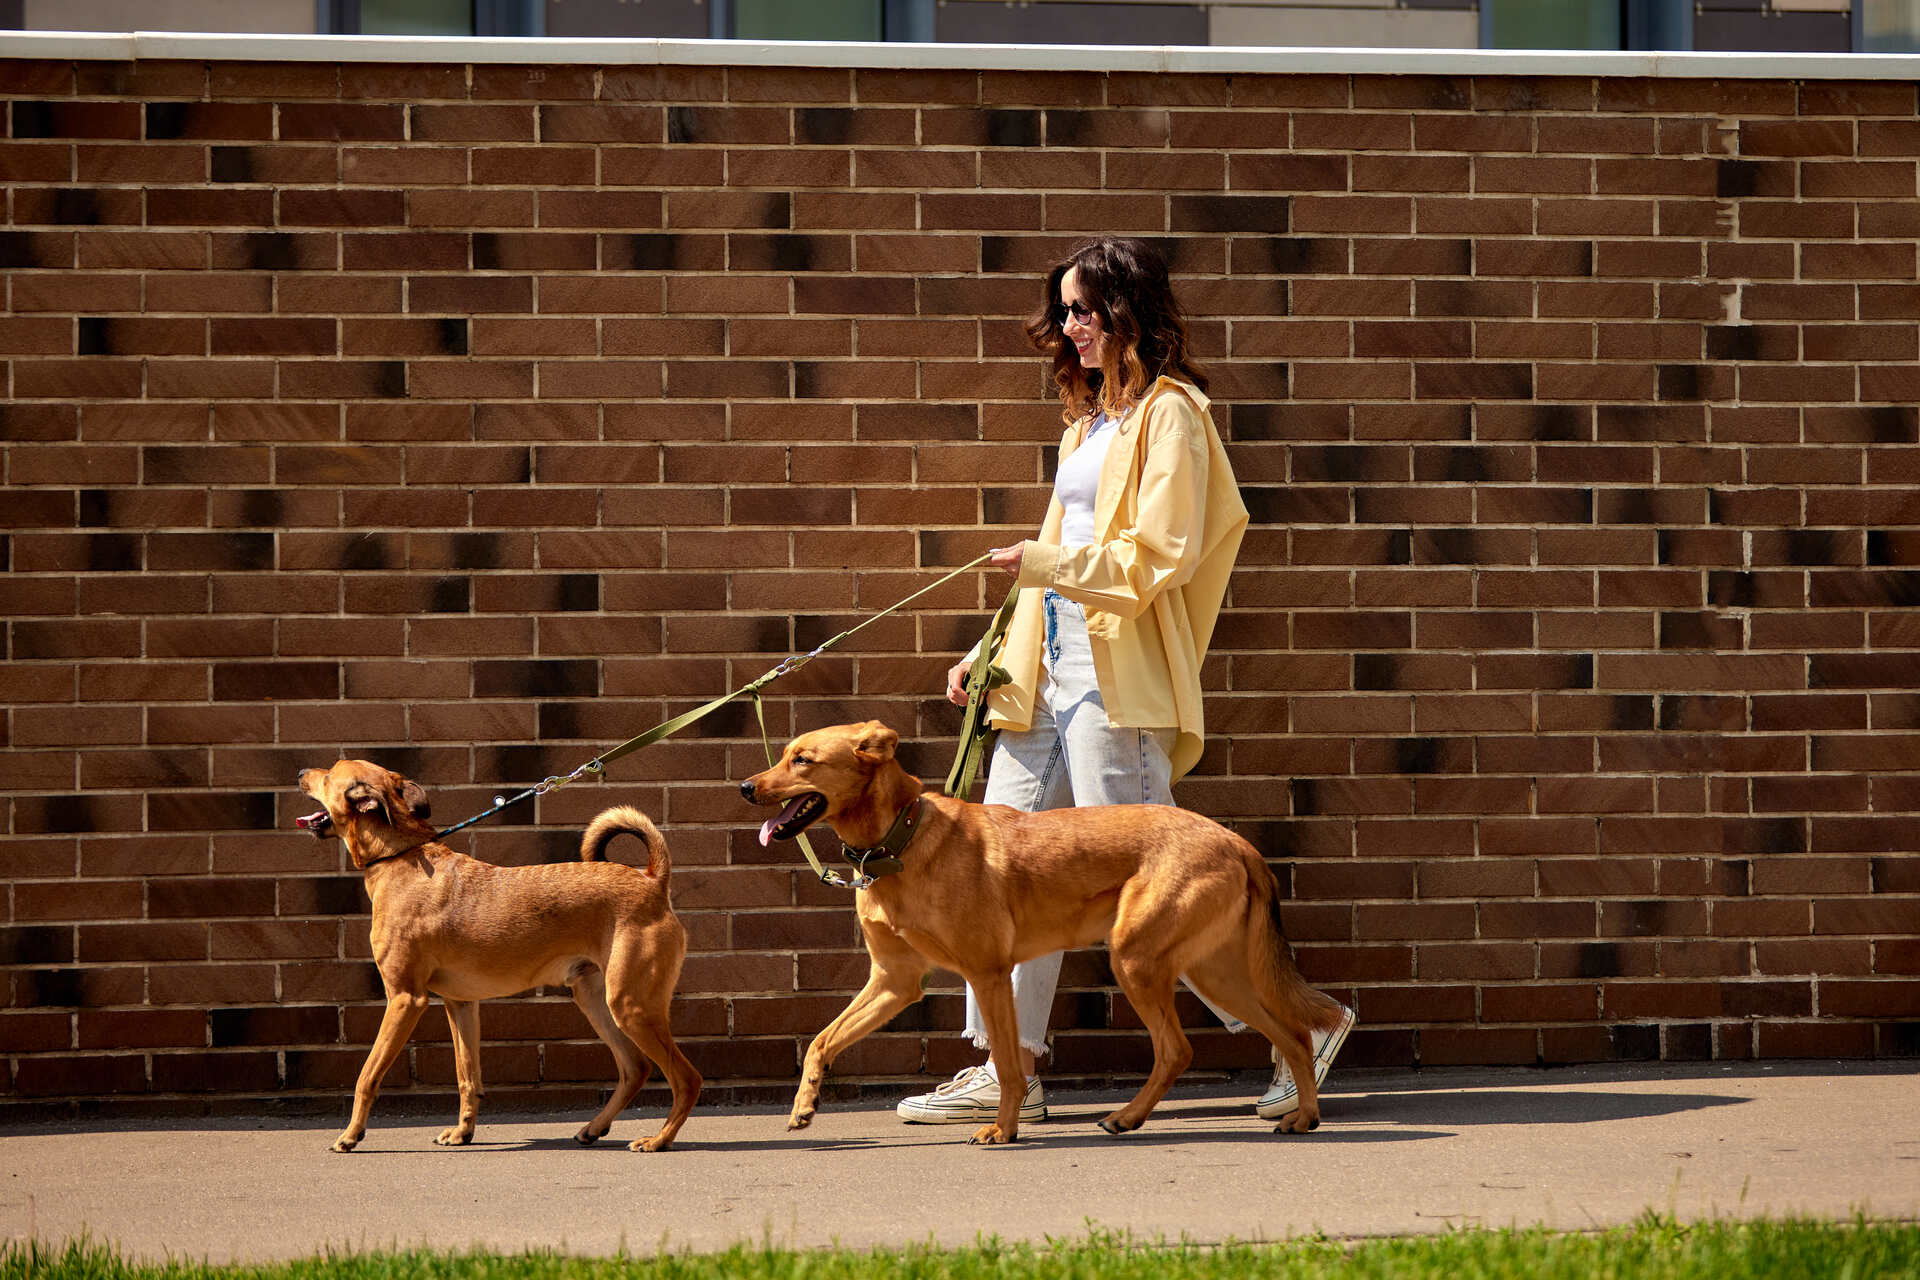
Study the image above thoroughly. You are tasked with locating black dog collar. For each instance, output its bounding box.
[841,795,926,884]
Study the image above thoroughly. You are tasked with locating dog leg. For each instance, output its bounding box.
[964,970,1026,1146]
[1182,936,1336,1136]
[436,998,482,1146]
[1181,949,1320,1134]
[790,927,927,1132]
[1099,962,1192,1134]
[332,990,429,1153]
[612,1006,700,1152]
[568,970,647,1146]
[605,935,701,1153]
[1270,1025,1320,1134]
[1099,887,1198,1134]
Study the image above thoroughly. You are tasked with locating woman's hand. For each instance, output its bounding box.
[948,543,1024,703]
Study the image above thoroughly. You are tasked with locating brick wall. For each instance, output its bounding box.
[3,44,1917,1116]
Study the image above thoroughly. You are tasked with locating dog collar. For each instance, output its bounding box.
[355,838,431,870]
[840,795,926,886]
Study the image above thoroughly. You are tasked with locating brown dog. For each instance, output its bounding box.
[741,720,1347,1145]
[295,760,701,1153]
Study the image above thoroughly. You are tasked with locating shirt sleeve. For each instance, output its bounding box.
[1014,400,1209,620]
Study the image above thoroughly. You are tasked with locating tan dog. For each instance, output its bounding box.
[741,720,1347,1145]
[295,760,701,1153]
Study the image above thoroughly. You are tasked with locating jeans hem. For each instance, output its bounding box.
[967,1029,1053,1058]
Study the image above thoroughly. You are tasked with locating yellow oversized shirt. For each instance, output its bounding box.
[984,376,1249,781]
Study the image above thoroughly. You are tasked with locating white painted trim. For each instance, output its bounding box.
[5,29,1920,79]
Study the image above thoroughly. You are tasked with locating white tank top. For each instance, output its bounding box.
[1054,411,1122,549]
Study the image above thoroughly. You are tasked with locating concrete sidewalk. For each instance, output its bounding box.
[3,1062,1915,1262]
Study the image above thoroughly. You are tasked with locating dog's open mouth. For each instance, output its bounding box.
[758,793,827,846]
[296,809,335,839]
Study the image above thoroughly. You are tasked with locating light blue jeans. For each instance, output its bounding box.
[962,590,1243,1058]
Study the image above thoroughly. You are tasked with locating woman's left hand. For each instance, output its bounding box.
[987,543,1025,576]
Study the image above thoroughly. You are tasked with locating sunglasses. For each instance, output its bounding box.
[1052,299,1097,325]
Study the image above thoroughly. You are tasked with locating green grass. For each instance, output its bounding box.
[6,1217,1918,1280]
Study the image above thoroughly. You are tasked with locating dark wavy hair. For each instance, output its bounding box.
[1023,237,1207,424]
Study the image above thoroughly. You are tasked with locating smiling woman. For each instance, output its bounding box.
[884,236,1349,1129]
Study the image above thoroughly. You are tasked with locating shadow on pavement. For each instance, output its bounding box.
[1333,1086,1749,1127]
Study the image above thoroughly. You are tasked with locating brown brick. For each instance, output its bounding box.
[6,55,1920,1109]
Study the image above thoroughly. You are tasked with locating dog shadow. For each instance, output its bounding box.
[1328,1086,1749,1128]
[428,1078,1753,1153]
[1023,1076,1751,1144]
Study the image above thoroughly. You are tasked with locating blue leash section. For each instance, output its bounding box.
[431,553,1005,884]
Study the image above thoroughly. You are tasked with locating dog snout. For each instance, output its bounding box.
[740,778,758,803]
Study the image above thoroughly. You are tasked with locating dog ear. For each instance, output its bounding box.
[400,778,430,821]
[348,784,390,825]
[854,721,898,763]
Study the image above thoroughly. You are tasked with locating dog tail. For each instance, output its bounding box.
[580,806,669,878]
[1247,850,1344,1033]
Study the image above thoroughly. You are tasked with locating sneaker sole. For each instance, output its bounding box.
[897,1106,1048,1124]
[898,1103,1047,1124]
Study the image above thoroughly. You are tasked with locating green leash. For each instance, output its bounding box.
[433,552,1012,890]
[943,582,1019,801]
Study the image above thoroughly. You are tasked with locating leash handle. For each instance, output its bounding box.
[944,582,1021,800]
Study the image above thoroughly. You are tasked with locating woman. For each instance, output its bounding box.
[895,237,1353,1126]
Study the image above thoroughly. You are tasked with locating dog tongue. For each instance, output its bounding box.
[759,795,810,847]
[296,810,329,831]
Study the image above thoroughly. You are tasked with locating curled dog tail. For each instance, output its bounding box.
[1246,849,1344,1033]
[580,806,669,878]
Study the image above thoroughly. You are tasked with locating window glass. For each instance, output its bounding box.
[935,0,1206,45]
[545,0,709,38]
[1695,0,1850,52]
[1863,0,1920,51]
[1487,0,1621,49]
[360,0,475,35]
[734,0,879,39]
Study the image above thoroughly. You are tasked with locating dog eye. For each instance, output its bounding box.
[792,754,812,766]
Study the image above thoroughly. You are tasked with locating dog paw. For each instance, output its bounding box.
[630,1135,670,1153]
[329,1136,360,1153]
[434,1127,474,1146]
[968,1124,1016,1146]
[1272,1110,1321,1134]
[786,1109,815,1131]
[574,1125,602,1146]
[1097,1112,1140,1135]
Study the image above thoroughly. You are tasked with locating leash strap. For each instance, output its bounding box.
[433,551,1000,881]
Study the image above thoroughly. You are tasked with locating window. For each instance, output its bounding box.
[1485,0,1624,49]
[359,0,474,34]
[733,0,879,40]
[1694,0,1851,53]
[543,0,710,39]
[1861,0,1920,50]
[320,0,541,36]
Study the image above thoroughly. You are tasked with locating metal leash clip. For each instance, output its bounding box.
[765,644,825,683]
[532,758,605,796]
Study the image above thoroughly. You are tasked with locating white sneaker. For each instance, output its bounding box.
[1255,1003,1355,1120]
[896,1066,1047,1124]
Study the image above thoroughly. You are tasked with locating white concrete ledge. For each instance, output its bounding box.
[4,29,1920,79]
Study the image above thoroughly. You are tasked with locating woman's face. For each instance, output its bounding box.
[1059,265,1107,372]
